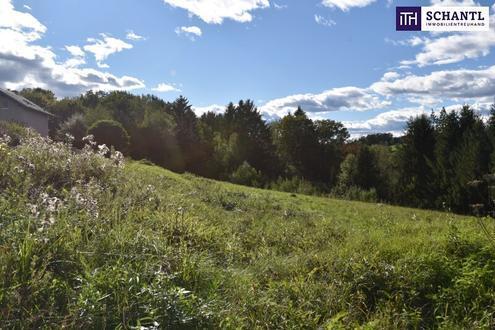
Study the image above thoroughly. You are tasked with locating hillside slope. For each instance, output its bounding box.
[1,129,495,328]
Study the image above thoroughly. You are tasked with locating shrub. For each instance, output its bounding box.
[230,161,262,187]
[0,121,29,146]
[333,186,378,203]
[0,127,124,196]
[87,120,130,154]
[57,113,88,148]
[270,176,320,195]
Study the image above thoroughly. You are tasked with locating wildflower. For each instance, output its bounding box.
[110,150,125,167]
[64,133,75,144]
[98,144,110,156]
[0,134,11,144]
[82,134,97,147]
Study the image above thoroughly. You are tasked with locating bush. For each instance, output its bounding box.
[0,127,124,195]
[270,176,321,195]
[57,113,87,148]
[230,161,262,187]
[87,120,130,154]
[333,186,378,203]
[0,121,29,146]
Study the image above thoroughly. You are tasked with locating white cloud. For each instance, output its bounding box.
[83,33,133,68]
[163,0,270,24]
[64,46,86,68]
[258,64,495,134]
[192,104,225,116]
[152,83,181,93]
[23,4,31,10]
[400,28,495,67]
[321,0,375,11]
[314,14,336,27]
[0,0,45,35]
[273,3,287,9]
[65,45,85,57]
[126,30,146,41]
[344,107,427,137]
[344,102,494,137]
[260,86,390,117]
[0,0,144,97]
[397,5,495,67]
[371,65,495,100]
[175,26,202,40]
[381,71,401,81]
[430,0,478,6]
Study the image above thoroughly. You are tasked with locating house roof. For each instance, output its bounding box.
[0,88,54,117]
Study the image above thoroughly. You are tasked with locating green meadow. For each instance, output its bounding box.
[1,128,495,329]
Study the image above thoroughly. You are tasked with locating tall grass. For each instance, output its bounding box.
[1,124,495,328]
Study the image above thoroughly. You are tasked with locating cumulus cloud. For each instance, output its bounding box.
[344,102,494,137]
[126,30,146,41]
[260,87,391,117]
[65,45,85,57]
[397,3,495,67]
[321,0,376,11]
[162,0,270,24]
[430,0,478,6]
[151,83,181,93]
[314,14,336,27]
[0,0,44,32]
[344,107,427,137]
[381,71,401,81]
[371,65,495,100]
[257,63,495,134]
[400,25,495,67]
[192,104,225,116]
[0,0,144,97]
[175,26,202,40]
[83,33,133,68]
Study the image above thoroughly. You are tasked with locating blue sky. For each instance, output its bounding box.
[1,0,495,136]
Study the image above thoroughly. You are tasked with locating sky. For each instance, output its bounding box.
[1,0,495,137]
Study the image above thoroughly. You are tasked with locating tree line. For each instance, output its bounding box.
[16,88,495,215]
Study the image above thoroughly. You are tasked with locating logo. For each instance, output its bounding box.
[396,6,490,32]
[397,7,422,31]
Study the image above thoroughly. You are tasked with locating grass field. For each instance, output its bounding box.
[1,130,495,328]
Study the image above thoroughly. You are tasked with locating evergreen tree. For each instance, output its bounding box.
[398,114,436,208]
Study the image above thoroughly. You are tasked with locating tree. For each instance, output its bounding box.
[486,103,495,171]
[398,114,436,208]
[314,120,349,145]
[272,107,321,180]
[335,146,380,194]
[47,98,88,138]
[450,106,489,212]
[354,146,379,190]
[336,153,358,192]
[88,120,130,154]
[223,100,279,177]
[358,133,401,146]
[19,88,56,109]
[432,108,460,209]
[169,96,202,172]
[133,105,182,171]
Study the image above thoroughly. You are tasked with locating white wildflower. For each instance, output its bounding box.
[98,144,110,156]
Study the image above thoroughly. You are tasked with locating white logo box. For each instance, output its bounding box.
[422,6,490,32]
